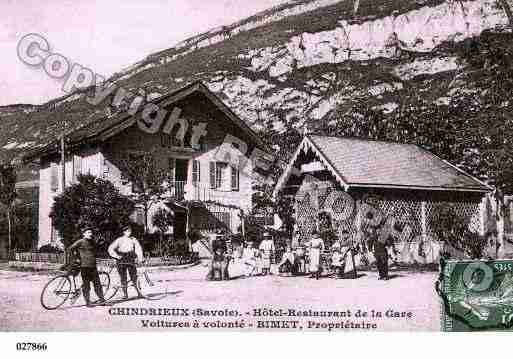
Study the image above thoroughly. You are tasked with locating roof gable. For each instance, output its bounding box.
[23,81,268,161]
[274,135,492,195]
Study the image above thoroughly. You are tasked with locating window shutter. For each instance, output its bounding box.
[161,133,170,148]
[231,165,239,191]
[209,162,216,189]
[73,156,82,183]
[193,160,201,184]
[215,163,223,189]
[50,163,58,191]
[169,158,176,182]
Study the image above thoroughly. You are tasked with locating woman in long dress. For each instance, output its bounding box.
[308,230,325,280]
[259,232,275,276]
[334,229,357,279]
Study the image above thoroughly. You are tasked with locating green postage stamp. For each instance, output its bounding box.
[439,259,513,331]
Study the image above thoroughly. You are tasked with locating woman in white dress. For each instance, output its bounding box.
[243,241,259,276]
[308,230,325,280]
[333,229,356,279]
[259,232,275,276]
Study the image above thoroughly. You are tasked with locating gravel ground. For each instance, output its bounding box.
[0,261,441,332]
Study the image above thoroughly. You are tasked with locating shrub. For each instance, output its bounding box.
[432,204,486,259]
[50,174,135,248]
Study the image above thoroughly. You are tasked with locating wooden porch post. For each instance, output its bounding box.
[185,203,192,252]
[479,197,486,237]
[60,136,66,191]
[497,198,505,258]
[355,199,362,231]
[421,201,427,240]
[240,209,245,238]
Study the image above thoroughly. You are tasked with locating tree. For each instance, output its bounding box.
[274,190,295,241]
[120,151,169,235]
[0,202,37,252]
[50,174,135,248]
[323,30,513,202]
[450,31,513,225]
[152,207,174,256]
[0,163,16,254]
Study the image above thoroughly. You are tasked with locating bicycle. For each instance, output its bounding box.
[40,264,110,310]
[103,261,168,301]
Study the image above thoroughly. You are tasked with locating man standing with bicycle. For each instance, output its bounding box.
[108,226,144,299]
[68,228,106,307]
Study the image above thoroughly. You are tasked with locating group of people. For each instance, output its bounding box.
[207,225,396,281]
[67,225,144,307]
[274,229,359,280]
[234,230,358,280]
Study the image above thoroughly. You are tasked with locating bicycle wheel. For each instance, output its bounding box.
[40,275,72,310]
[103,284,121,301]
[98,271,110,300]
[137,270,167,300]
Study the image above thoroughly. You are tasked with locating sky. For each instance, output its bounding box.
[0,0,289,106]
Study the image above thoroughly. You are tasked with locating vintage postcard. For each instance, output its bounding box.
[1,0,513,337]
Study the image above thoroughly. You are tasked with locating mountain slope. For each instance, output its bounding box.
[1,0,512,169]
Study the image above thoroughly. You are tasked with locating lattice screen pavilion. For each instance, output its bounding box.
[274,135,492,265]
[293,180,484,264]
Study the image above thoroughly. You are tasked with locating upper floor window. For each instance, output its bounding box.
[210,161,239,191]
[161,126,207,151]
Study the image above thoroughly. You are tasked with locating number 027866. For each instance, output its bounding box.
[16,342,48,351]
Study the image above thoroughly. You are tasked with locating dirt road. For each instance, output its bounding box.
[0,263,440,331]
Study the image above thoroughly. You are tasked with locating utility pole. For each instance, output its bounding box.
[60,135,66,191]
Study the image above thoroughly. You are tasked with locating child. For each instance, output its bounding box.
[243,242,259,277]
[294,246,306,274]
[331,242,344,279]
[277,245,295,275]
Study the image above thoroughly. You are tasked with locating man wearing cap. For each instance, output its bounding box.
[68,228,106,307]
[259,231,275,276]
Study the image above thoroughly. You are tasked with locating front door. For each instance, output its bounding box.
[174,159,188,199]
[175,159,189,183]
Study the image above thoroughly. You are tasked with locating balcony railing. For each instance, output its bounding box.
[168,181,186,200]
[167,181,236,203]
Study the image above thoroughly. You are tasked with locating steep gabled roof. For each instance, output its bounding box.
[274,135,492,196]
[23,81,268,162]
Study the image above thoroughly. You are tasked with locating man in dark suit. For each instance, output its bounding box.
[367,226,389,281]
[68,228,106,306]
